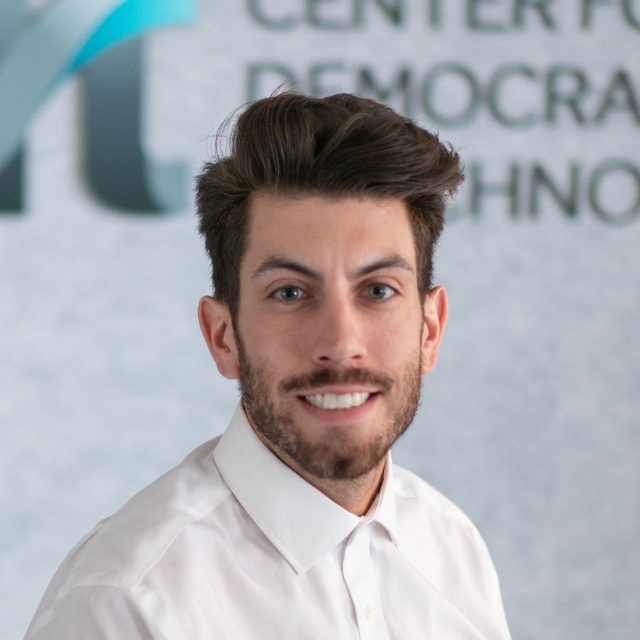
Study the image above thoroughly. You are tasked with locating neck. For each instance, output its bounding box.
[299,460,387,516]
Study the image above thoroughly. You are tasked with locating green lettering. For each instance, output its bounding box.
[545,66,589,124]
[513,0,556,29]
[420,63,481,127]
[487,64,539,128]
[594,69,640,124]
[469,162,521,217]
[623,0,640,30]
[589,160,640,224]
[246,0,301,29]
[246,63,299,101]
[427,0,444,27]
[466,0,507,32]
[580,0,615,29]
[308,61,348,96]
[307,0,361,29]
[368,0,404,25]
[357,66,412,116]
[529,163,580,218]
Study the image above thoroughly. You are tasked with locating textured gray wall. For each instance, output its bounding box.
[2,3,639,639]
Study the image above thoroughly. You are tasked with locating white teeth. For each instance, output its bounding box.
[304,392,370,410]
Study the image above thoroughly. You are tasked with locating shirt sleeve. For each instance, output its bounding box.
[25,585,165,640]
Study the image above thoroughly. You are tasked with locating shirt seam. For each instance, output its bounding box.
[127,489,234,591]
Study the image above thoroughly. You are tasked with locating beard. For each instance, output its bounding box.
[236,337,422,481]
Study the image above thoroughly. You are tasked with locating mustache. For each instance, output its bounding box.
[280,367,393,394]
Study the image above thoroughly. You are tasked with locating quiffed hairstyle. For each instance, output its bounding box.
[196,92,463,319]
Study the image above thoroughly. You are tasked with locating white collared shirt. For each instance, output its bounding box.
[25,405,511,640]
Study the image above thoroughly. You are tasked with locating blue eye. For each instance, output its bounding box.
[366,283,395,300]
[273,286,305,301]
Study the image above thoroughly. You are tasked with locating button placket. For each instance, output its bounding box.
[342,524,389,640]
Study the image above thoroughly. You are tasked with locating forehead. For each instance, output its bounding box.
[243,191,416,272]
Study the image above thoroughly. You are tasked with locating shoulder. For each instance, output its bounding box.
[392,463,479,529]
[40,437,231,600]
[391,462,496,578]
[25,584,163,639]
[390,464,510,639]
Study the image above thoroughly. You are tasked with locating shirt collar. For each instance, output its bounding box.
[213,404,398,574]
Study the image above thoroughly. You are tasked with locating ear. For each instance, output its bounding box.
[420,286,448,375]
[198,296,240,380]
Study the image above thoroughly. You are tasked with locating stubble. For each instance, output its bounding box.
[237,337,422,480]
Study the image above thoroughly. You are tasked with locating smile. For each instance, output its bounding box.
[303,392,371,410]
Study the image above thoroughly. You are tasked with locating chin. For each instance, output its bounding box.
[282,424,393,481]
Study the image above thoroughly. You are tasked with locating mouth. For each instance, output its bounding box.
[300,391,378,410]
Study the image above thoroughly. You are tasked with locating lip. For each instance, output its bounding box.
[295,391,379,423]
[295,386,379,396]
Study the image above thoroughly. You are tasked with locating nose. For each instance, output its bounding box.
[310,293,367,367]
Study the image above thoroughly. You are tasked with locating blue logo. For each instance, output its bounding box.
[0,0,195,213]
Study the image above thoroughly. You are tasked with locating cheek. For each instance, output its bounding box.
[240,318,307,366]
[373,314,423,346]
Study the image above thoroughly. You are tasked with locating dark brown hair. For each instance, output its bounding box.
[196,92,463,319]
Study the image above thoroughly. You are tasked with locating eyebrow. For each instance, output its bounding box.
[352,255,415,278]
[251,254,414,281]
[252,258,321,281]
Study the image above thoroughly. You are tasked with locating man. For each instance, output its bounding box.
[26,93,511,639]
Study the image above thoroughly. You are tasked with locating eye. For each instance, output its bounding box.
[365,283,396,301]
[272,285,305,302]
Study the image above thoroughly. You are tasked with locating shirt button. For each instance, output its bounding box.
[364,605,375,620]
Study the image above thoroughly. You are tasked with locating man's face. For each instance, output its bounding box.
[202,191,446,481]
